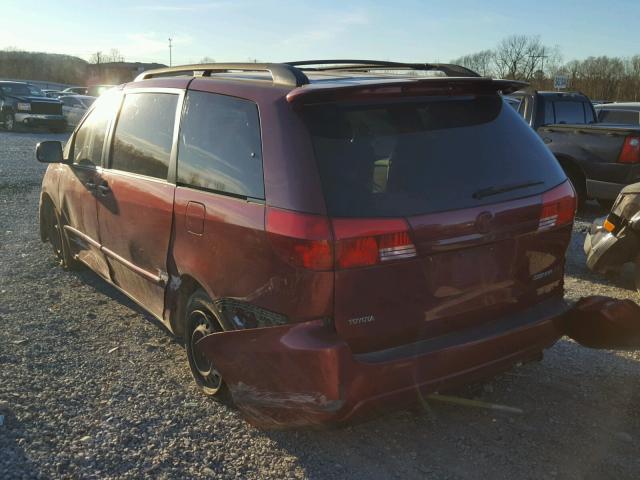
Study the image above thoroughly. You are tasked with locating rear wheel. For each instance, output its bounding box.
[184,290,228,399]
[597,199,614,211]
[565,167,586,211]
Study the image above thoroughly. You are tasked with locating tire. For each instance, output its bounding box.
[3,112,16,132]
[597,199,614,211]
[565,167,586,211]
[184,289,229,399]
[45,205,81,270]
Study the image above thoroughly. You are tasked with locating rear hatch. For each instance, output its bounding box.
[302,91,575,353]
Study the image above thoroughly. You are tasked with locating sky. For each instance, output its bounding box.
[1,0,639,66]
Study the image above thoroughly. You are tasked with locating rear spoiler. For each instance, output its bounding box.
[286,78,528,104]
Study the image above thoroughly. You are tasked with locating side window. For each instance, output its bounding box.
[110,93,178,180]
[72,91,119,167]
[177,91,264,198]
[553,101,586,124]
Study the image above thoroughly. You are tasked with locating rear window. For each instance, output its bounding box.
[553,101,588,124]
[598,109,640,125]
[303,95,566,217]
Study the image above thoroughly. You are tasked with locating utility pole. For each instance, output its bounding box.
[168,37,173,67]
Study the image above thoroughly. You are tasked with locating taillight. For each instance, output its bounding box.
[538,181,576,231]
[618,136,640,164]
[266,208,333,271]
[332,218,416,269]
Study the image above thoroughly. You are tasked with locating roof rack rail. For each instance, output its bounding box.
[135,60,481,86]
[134,62,310,87]
[285,60,481,78]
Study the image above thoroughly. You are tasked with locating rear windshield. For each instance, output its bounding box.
[303,95,566,217]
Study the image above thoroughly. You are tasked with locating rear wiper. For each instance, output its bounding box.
[472,180,544,200]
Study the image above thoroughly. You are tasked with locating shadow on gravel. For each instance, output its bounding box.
[261,343,640,479]
[0,404,45,479]
[69,268,178,341]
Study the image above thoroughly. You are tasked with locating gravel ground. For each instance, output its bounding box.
[1,130,639,480]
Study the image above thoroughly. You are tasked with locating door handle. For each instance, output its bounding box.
[97,183,111,195]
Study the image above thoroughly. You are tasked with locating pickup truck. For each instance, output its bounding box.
[0,81,67,133]
[512,90,640,208]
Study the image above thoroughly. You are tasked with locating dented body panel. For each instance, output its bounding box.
[197,298,569,427]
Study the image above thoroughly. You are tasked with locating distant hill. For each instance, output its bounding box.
[0,50,166,86]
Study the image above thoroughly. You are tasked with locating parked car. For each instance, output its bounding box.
[512,90,640,208]
[35,61,635,427]
[87,84,115,97]
[61,86,89,96]
[0,81,66,132]
[60,95,95,128]
[585,182,640,290]
[42,89,64,98]
[595,102,640,125]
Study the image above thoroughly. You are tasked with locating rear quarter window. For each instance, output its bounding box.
[177,91,264,199]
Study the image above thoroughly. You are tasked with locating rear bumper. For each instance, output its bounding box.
[587,179,626,200]
[198,297,570,428]
[14,113,66,129]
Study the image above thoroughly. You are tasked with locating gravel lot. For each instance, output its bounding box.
[1,130,639,480]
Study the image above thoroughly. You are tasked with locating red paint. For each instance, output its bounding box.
[38,72,640,428]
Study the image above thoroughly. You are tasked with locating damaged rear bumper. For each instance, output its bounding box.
[198,298,578,428]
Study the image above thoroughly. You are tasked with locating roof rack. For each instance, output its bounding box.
[135,60,481,87]
[135,63,309,87]
[285,60,481,78]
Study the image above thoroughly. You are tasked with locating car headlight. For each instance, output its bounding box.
[17,103,31,111]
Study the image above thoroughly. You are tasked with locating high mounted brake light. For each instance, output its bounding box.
[618,136,640,164]
[538,181,576,231]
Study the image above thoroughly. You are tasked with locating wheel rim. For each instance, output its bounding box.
[188,309,222,390]
[48,213,64,260]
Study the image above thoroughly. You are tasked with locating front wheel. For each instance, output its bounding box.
[3,112,16,132]
[184,290,229,399]
[45,205,81,270]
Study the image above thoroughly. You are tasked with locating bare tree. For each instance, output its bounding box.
[89,51,103,64]
[492,35,549,80]
[451,50,494,76]
[199,56,216,64]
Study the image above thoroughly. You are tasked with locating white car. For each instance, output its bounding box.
[59,95,96,128]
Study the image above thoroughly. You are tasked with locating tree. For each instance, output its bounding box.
[451,50,494,76]
[199,56,216,64]
[492,35,549,80]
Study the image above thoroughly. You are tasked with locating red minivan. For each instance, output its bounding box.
[37,61,578,427]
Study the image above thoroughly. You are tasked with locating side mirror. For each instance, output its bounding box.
[36,141,64,163]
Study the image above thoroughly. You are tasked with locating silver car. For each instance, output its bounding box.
[59,95,96,128]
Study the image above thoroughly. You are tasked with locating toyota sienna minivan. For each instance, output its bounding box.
[36,60,577,426]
